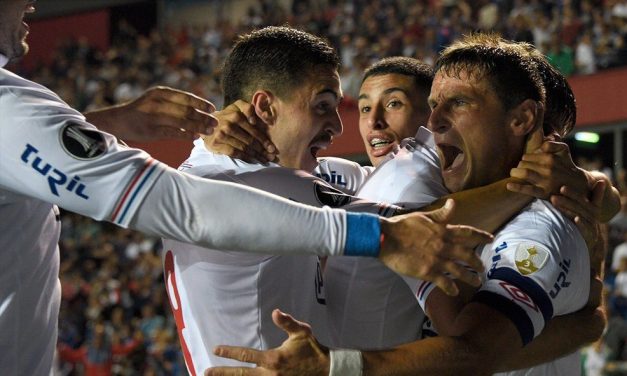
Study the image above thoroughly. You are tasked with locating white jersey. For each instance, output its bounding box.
[163,140,396,375]
[315,157,374,194]
[323,127,449,349]
[417,199,589,376]
[0,67,165,375]
[0,67,379,375]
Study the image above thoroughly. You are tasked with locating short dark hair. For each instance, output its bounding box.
[362,57,434,94]
[221,26,340,106]
[529,53,576,138]
[435,33,545,112]
[497,41,576,137]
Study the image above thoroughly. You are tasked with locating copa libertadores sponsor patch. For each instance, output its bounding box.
[60,122,107,160]
[515,242,550,276]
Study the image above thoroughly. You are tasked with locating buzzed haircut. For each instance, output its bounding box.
[362,57,434,94]
[221,26,340,106]
[436,33,545,112]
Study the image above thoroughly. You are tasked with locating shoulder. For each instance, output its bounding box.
[180,141,269,177]
[315,157,373,193]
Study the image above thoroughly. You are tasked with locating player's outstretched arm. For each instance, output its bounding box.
[84,86,218,142]
[379,200,491,296]
[206,303,524,376]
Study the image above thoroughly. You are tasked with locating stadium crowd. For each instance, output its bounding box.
[12,0,627,112]
[11,0,626,375]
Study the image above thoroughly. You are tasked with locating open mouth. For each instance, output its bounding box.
[310,135,332,158]
[370,137,392,150]
[438,143,464,171]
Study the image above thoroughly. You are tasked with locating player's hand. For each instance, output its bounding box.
[85,86,218,142]
[379,199,493,296]
[203,100,277,164]
[508,141,588,200]
[205,309,329,376]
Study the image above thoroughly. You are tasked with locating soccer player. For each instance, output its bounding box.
[161,26,492,375]
[0,2,490,374]
[205,34,614,375]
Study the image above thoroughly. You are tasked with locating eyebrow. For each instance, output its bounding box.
[358,87,409,101]
[316,88,340,101]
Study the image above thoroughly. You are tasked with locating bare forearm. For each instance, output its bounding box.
[362,336,492,376]
[84,106,123,136]
[362,304,520,376]
[424,178,532,232]
[497,307,606,372]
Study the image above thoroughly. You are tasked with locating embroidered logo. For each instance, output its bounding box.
[515,243,549,276]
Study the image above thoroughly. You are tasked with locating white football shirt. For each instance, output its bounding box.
[323,127,449,349]
[162,140,396,375]
[417,199,589,375]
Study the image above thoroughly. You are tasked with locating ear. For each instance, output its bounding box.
[509,99,544,138]
[251,90,277,126]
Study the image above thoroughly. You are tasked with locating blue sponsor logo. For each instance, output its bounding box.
[549,259,571,299]
[315,170,347,187]
[488,242,508,278]
[21,144,89,199]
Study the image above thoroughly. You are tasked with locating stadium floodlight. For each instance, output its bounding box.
[574,132,600,143]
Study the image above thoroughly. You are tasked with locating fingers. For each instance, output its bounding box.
[424,198,455,223]
[439,242,485,274]
[231,100,277,154]
[430,275,459,297]
[550,194,589,222]
[445,225,494,249]
[439,259,482,287]
[208,105,277,162]
[590,179,607,207]
[524,122,544,154]
[205,366,262,376]
[213,345,265,366]
[272,309,312,337]
[147,86,216,113]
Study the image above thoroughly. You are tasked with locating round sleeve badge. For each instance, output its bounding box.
[515,242,550,276]
[60,122,107,160]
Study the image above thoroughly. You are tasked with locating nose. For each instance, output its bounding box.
[367,104,387,130]
[426,105,450,134]
[327,110,343,137]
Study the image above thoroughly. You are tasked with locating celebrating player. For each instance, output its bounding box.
[0,2,491,374]
[161,26,495,375]
[205,34,617,375]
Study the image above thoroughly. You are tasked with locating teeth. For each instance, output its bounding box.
[370,138,391,148]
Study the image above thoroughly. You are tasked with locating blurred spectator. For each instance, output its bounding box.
[576,32,597,74]
[547,35,576,76]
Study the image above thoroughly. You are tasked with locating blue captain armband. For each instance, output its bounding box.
[344,212,381,257]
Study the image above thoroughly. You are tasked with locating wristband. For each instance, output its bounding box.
[344,212,381,257]
[329,349,363,376]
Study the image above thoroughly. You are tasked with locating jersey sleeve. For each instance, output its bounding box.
[206,166,399,217]
[0,81,164,225]
[0,77,383,258]
[314,157,374,194]
[472,203,590,346]
[356,128,448,207]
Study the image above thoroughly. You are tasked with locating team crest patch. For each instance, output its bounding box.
[60,122,107,160]
[313,180,352,207]
[515,243,549,276]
